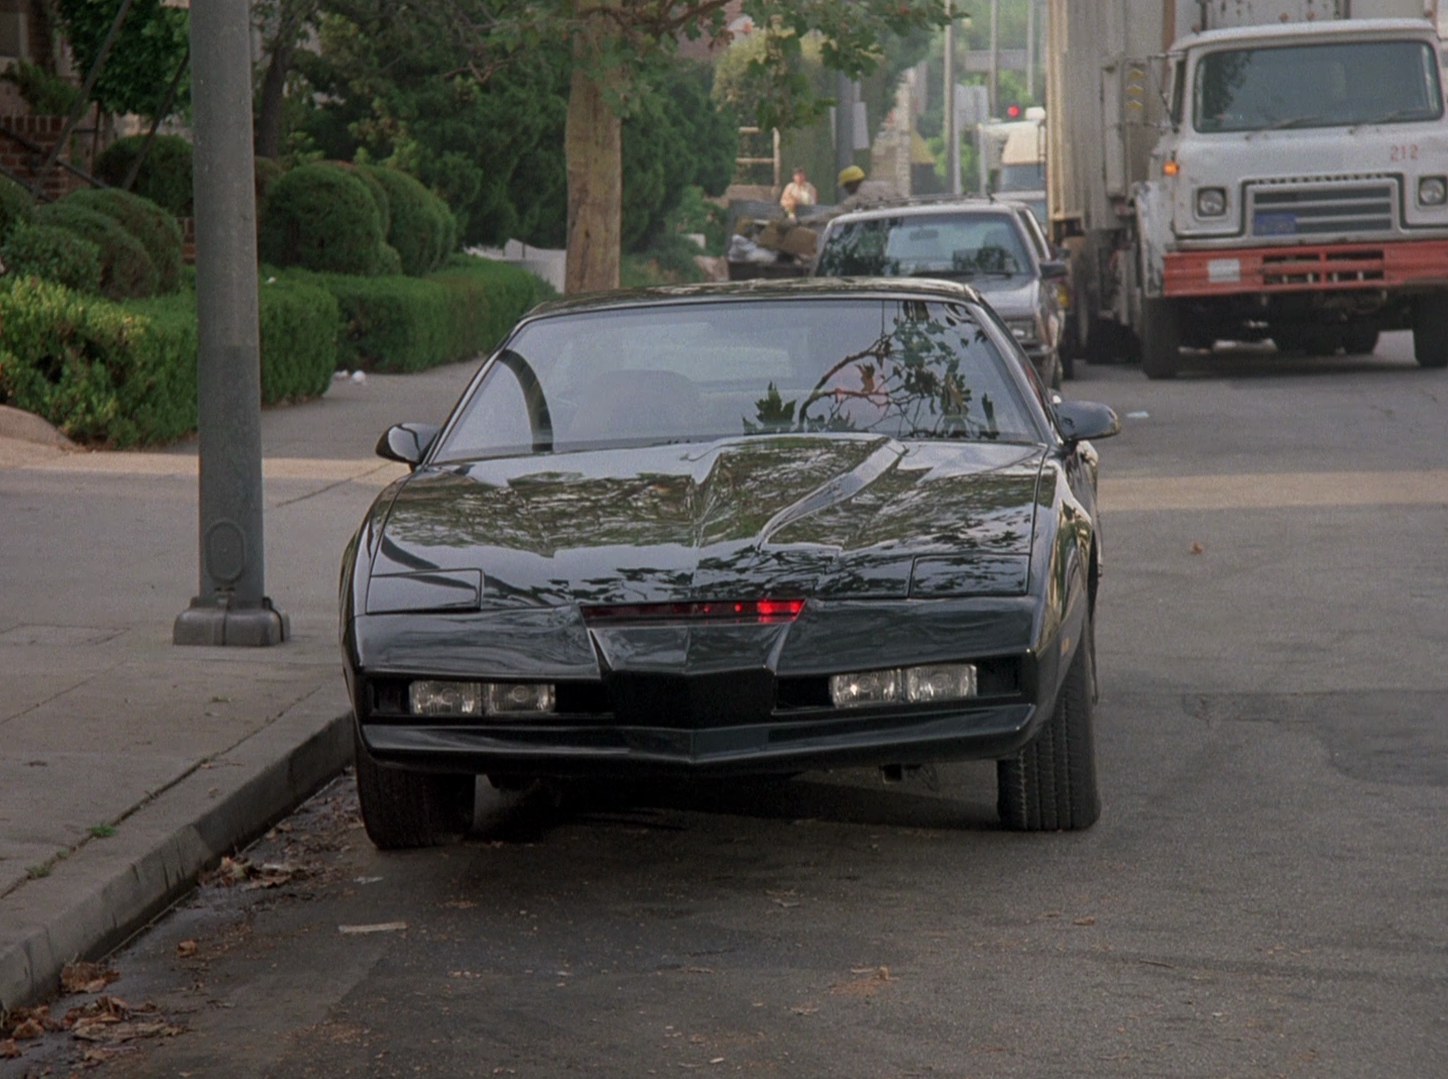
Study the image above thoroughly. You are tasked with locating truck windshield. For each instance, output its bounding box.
[1194,39,1442,133]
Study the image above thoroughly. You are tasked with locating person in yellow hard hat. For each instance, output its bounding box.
[838,164,866,198]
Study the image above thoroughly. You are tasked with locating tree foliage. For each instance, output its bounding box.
[54,0,189,120]
[280,1,946,291]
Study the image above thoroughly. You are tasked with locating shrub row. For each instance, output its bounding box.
[288,254,554,373]
[0,257,552,447]
[1,180,184,302]
[0,276,197,446]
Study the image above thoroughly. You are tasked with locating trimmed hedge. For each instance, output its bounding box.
[362,165,458,276]
[260,163,391,276]
[93,134,194,216]
[1,222,102,295]
[64,188,184,293]
[0,276,196,446]
[33,201,158,300]
[257,275,341,402]
[298,254,554,373]
[0,256,548,447]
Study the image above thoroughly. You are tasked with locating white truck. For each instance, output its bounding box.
[1045,0,1448,377]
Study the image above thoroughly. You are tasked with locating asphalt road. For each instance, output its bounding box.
[7,335,1446,1079]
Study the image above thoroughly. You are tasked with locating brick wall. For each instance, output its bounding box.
[0,114,94,201]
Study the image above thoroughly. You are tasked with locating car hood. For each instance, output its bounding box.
[959,275,1036,315]
[366,435,1044,609]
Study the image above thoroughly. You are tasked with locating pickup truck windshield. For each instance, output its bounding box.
[1194,39,1442,133]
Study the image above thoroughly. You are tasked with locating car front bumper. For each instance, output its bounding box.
[357,700,1041,779]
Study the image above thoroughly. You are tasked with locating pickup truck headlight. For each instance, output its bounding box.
[1196,187,1228,218]
[1005,317,1040,345]
[1418,176,1447,207]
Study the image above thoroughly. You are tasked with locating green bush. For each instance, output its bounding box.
[361,165,458,276]
[1,222,102,295]
[294,255,550,373]
[428,255,554,360]
[0,276,195,446]
[93,134,194,216]
[337,163,390,238]
[1,60,83,115]
[33,201,158,300]
[260,163,390,275]
[298,271,453,373]
[0,255,541,447]
[64,188,183,293]
[257,274,341,401]
[0,175,35,241]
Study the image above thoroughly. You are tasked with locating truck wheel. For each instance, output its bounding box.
[354,724,475,849]
[997,622,1101,832]
[1412,300,1448,368]
[1139,298,1182,379]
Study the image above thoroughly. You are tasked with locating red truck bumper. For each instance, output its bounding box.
[1163,239,1448,298]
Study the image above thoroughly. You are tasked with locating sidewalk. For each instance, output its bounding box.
[0,361,481,1014]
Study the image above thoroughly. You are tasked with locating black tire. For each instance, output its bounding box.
[354,724,476,849]
[1412,299,1448,368]
[1139,298,1181,379]
[1342,326,1379,355]
[996,628,1101,831]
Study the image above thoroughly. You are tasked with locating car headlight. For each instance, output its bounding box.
[829,664,977,708]
[1419,176,1448,207]
[1196,187,1227,217]
[408,680,556,717]
[1004,318,1039,345]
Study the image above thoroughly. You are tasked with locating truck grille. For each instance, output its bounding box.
[1247,176,1398,240]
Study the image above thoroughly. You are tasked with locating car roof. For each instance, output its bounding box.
[824,195,1035,227]
[525,275,990,321]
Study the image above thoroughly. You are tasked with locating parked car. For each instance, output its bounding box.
[814,198,1070,388]
[340,278,1120,848]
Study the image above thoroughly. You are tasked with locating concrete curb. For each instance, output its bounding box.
[0,706,354,1014]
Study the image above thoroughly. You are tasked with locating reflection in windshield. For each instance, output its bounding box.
[432,298,1044,462]
[1195,39,1441,133]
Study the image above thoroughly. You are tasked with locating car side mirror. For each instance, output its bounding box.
[1040,259,1069,280]
[376,422,440,469]
[1054,400,1120,443]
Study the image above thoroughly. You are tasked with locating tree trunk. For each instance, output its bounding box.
[255,37,295,161]
[564,6,622,294]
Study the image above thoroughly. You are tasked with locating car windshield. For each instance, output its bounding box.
[1194,39,1442,133]
[431,297,1047,461]
[815,213,1033,278]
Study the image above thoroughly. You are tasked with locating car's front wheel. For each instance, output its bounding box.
[996,628,1101,831]
[354,723,476,849]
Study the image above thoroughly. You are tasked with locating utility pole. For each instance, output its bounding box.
[989,0,1000,119]
[174,0,288,647]
[944,1,959,194]
[1026,0,1037,103]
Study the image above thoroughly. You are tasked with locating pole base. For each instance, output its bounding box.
[173,596,290,647]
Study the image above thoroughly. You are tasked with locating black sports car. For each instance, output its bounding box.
[340,278,1120,848]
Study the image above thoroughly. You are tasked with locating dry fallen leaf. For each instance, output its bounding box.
[10,1019,45,1041]
[1190,542,1205,555]
[61,961,119,995]
[0,1039,21,1059]
[1073,916,1097,926]
[177,940,199,959]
